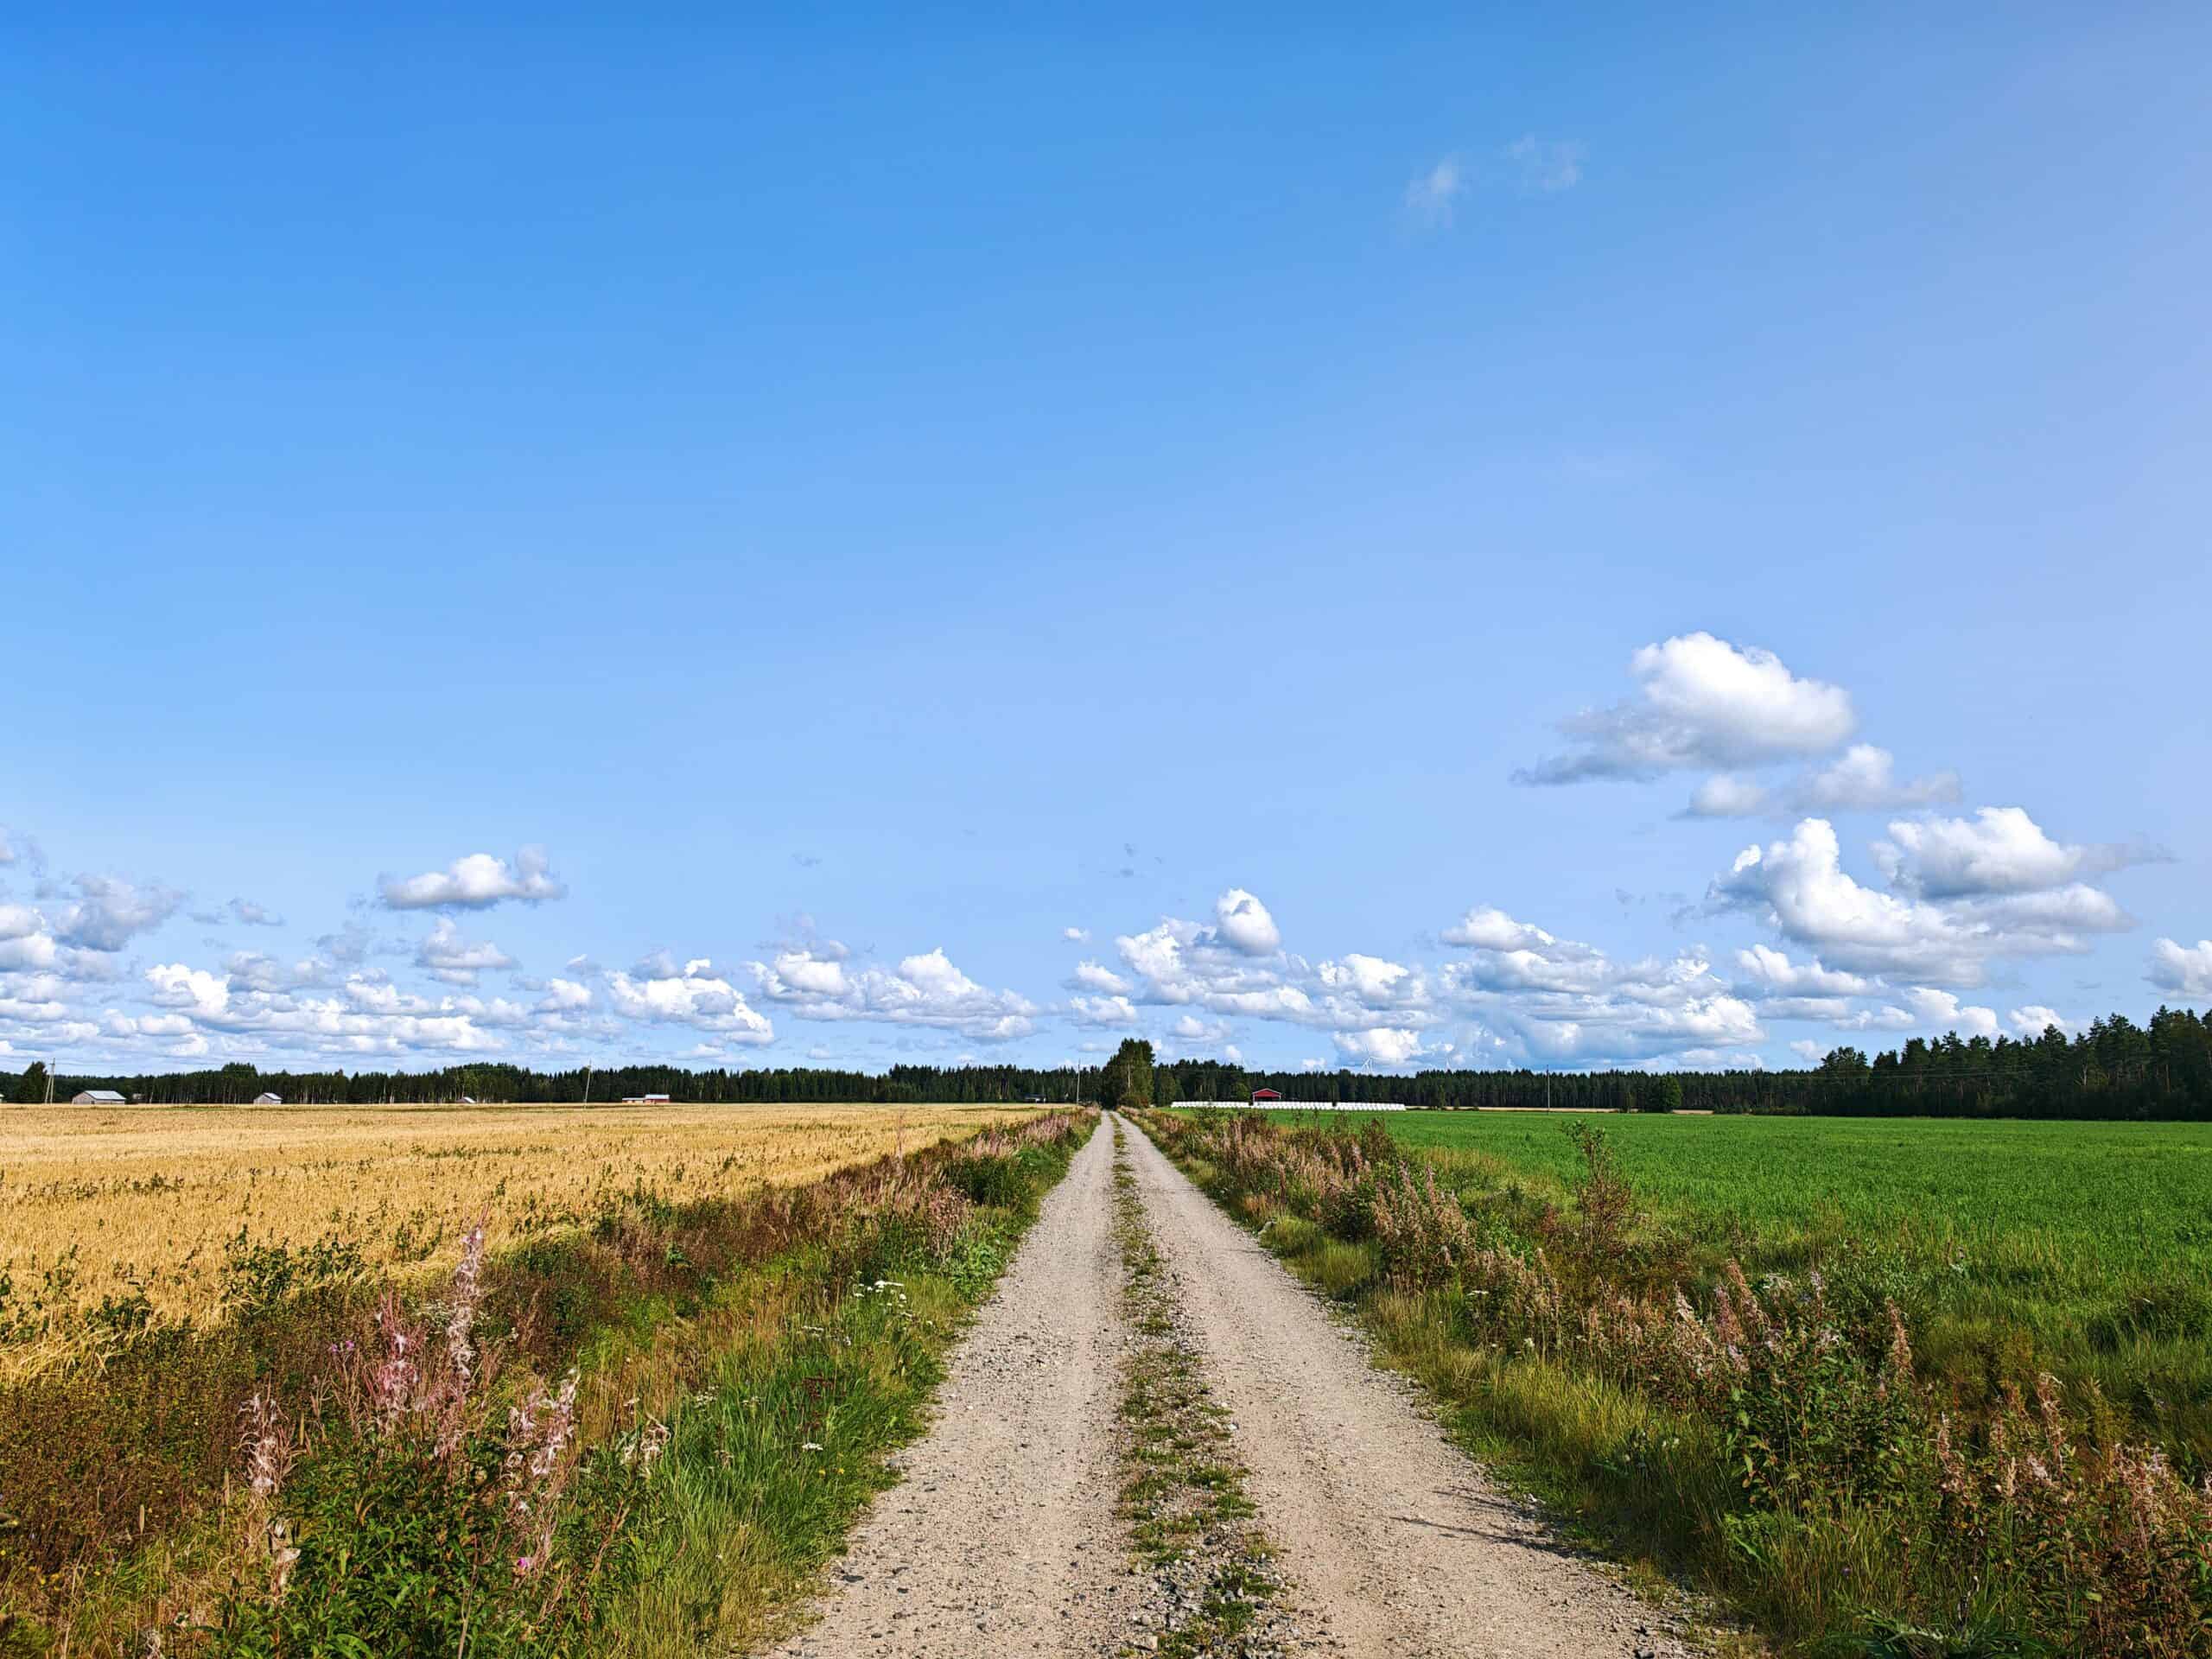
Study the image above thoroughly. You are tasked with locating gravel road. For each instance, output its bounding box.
[1119,1117,1695,1659]
[768,1120,1140,1657]
[771,1116,1698,1658]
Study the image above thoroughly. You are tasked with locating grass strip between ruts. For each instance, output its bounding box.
[1108,1118,1286,1658]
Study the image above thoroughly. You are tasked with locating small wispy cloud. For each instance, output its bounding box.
[1503,133,1583,194]
[1402,156,1465,229]
[1404,137,1583,231]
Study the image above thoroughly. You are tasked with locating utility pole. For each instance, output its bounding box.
[582,1064,592,1106]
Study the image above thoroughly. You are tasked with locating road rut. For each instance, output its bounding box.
[1121,1116,1694,1659]
[768,1120,1138,1657]
[772,1116,1696,1657]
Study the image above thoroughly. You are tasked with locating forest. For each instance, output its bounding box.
[6,1004,2209,1119]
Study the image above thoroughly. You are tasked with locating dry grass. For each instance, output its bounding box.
[0,1100,1031,1374]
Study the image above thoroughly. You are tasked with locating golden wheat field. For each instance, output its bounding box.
[0,1101,1033,1375]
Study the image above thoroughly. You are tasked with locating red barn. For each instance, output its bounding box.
[1250,1088,1283,1103]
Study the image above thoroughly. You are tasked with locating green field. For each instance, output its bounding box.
[1241,1109,2212,1467]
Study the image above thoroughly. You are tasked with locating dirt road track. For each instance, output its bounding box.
[1120,1118,1692,1659]
[772,1116,1696,1657]
[768,1121,1138,1657]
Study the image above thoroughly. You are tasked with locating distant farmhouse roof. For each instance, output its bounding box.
[253,1092,283,1105]
[621,1093,672,1104]
[1250,1088,1284,1101]
[72,1089,125,1105]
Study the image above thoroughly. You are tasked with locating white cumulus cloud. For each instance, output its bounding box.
[1733,944,1873,997]
[606,957,773,1045]
[1683,774,1775,817]
[416,918,518,987]
[2148,938,2212,998]
[537,976,594,1013]
[1440,906,1559,952]
[1798,747,1961,813]
[1333,1027,1427,1066]
[1687,747,1962,820]
[2009,1005,2076,1039]
[1516,633,1855,785]
[1070,994,1140,1028]
[1875,807,2156,899]
[1215,889,1281,957]
[147,962,233,1020]
[57,874,184,951]
[1068,960,1132,995]
[1899,986,2000,1039]
[750,945,1035,1043]
[380,848,567,910]
[1707,818,2126,985]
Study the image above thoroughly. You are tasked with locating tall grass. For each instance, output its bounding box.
[1141,1109,2212,1658]
[1260,1108,2212,1472]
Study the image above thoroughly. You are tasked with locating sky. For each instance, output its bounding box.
[3,6,2209,1077]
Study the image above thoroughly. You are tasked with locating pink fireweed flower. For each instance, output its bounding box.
[368,1296,421,1433]
[445,1220,486,1392]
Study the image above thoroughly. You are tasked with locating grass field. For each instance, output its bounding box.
[1152,1106,2212,1655]
[0,1101,1032,1375]
[1242,1108,2212,1467]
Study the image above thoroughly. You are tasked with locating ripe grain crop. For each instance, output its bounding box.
[0,1101,1031,1375]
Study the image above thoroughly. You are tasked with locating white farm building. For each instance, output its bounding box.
[253,1092,284,1105]
[1172,1096,1406,1111]
[72,1090,125,1105]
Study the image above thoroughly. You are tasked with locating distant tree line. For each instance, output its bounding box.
[1159,1007,2212,1122]
[2,1058,1091,1108]
[6,1006,2209,1119]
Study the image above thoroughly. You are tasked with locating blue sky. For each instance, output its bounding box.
[4,6,2208,1075]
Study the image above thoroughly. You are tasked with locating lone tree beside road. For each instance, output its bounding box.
[1097,1039,1154,1110]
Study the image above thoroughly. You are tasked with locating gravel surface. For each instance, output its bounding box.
[769,1116,1700,1658]
[1120,1116,1697,1659]
[768,1121,1140,1658]
[1107,1119,1340,1658]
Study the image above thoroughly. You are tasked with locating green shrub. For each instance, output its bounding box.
[944,1154,1020,1208]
